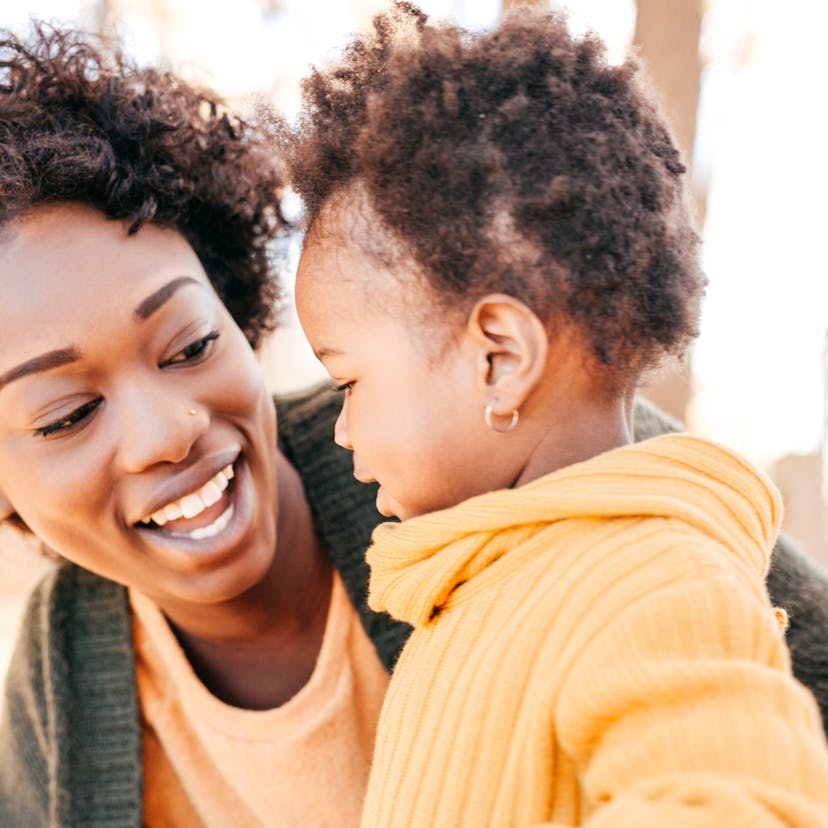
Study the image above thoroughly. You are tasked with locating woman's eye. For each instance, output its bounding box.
[335,381,355,395]
[33,398,102,438]
[164,331,220,367]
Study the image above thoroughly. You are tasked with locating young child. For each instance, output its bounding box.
[289,5,828,826]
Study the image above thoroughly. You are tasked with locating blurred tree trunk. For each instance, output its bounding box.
[502,0,549,12]
[96,0,117,36]
[633,0,703,173]
[633,0,704,423]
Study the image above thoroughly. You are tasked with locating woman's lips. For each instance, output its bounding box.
[162,502,235,540]
[133,456,257,571]
[139,464,235,529]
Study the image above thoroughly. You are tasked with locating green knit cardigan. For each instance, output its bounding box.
[1,384,826,827]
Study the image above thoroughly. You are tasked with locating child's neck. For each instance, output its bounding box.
[513,391,634,489]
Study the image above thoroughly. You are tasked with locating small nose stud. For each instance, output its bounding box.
[188,408,198,416]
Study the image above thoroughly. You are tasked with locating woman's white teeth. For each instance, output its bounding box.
[186,504,234,540]
[180,494,203,519]
[201,480,223,507]
[143,465,234,526]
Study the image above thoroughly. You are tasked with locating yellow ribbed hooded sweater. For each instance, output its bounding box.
[361,434,828,827]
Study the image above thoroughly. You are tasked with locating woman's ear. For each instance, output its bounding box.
[467,293,548,415]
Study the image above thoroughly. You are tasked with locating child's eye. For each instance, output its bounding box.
[33,398,102,438]
[163,331,220,367]
[335,381,355,395]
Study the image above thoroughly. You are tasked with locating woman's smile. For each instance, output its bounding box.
[0,202,280,607]
[136,453,237,530]
[131,453,257,565]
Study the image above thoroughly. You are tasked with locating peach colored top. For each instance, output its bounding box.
[131,571,389,828]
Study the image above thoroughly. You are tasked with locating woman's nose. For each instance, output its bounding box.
[116,395,209,473]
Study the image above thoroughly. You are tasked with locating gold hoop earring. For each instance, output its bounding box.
[484,401,519,433]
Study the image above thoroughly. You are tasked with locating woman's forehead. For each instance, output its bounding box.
[0,203,203,294]
[0,203,211,363]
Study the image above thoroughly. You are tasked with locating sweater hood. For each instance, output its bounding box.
[367,434,782,627]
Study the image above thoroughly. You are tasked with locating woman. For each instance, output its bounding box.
[0,17,826,828]
[0,24,408,827]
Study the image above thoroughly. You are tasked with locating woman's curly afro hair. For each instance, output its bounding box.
[0,23,287,348]
[286,2,706,381]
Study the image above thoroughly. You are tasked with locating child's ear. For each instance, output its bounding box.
[466,293,548,412]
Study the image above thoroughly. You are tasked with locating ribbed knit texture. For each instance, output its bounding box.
[0,565,142,827]
[362,434,828,827]
[635,397,828,734]
[3,388,828,825]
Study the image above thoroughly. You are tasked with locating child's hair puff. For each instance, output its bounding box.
[285,2,705,382]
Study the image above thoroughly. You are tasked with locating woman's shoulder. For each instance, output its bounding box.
[767,532,828,732]
[274,382,356,486]
[274,380,341,439]
[632,395,682,441]
[5,560,133,706]
[274,381,378,537]
[22,560,130,630]
[274,383,411,670]
[0,561,140,826]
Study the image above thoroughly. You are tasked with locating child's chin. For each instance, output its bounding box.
[376,487,404,520]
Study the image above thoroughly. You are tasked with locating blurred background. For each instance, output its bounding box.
[1,0,827,684]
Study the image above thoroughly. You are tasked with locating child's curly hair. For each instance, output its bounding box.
[0,23,286,348]
[285,2,705,381]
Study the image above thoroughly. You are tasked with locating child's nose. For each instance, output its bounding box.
[334,404,352,451]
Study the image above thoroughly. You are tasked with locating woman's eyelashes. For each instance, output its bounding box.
[32,330,222,438]
[162,330,220,367]
[335,380,355,394]
[33,398,102,438]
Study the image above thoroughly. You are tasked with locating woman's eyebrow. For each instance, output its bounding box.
[0,347,80,392]
[0,277,207,393]
[133,275,203,321]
